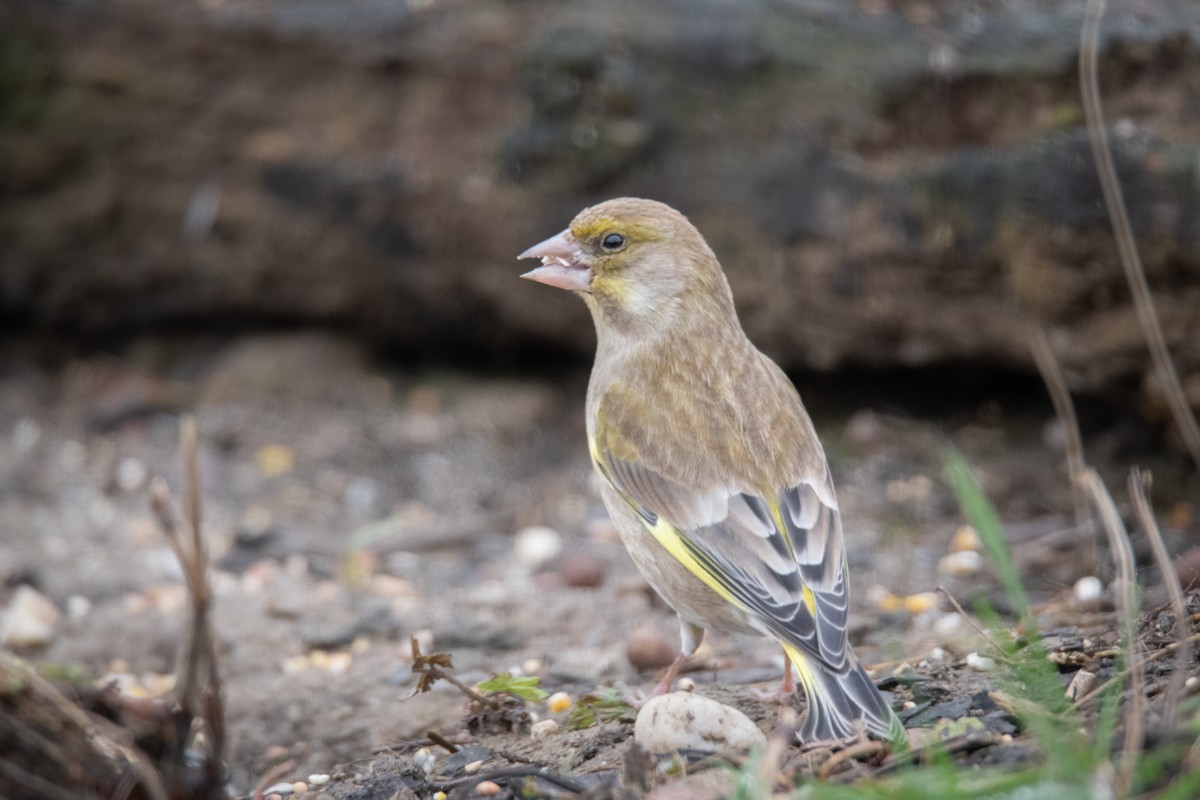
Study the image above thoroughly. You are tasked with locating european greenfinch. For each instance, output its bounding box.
[518,198,905,744]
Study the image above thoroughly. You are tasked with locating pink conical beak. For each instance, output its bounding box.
[518,229,591,292]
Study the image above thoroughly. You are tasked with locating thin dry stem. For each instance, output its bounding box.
[1128,469,1190,729]
[1028,324,1096,557]
[1079,0,1200,471]
[818,739,888,781]
[1077,468,1144,796]
[935,586,1012,662]
[150,415,227,785]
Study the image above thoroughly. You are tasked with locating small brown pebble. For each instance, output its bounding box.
[476,780,501,796]
[1174,546,1200,588]
[626,626,677,671]
[559,552,607,588]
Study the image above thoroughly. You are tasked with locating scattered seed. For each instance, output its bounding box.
[547,691,572,713]
[904,592,939,614]
[950,525,981,552]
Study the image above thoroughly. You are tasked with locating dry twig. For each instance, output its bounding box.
[1128,469,1191,729]
[149,415,227,793]
[935,585,1012,661]
[1077,468,1144,797]
[1079,0,1200,471]
[1028,324,1096,558]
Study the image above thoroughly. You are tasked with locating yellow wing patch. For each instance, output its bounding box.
[589,432,744,611]
[645,515,741,608]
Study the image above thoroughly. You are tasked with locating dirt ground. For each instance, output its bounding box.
[1,331,1197,798]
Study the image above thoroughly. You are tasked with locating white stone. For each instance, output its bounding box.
[1,585,62,648]
[307,774,330,786]
[965,652,996,672]
[513,526,562,567]
[116,457,148,492]
[66,595,92,619]
[1073,576,1103,605]
[634,692,766,754]
[531,719,559,740]
[937,550,982,575]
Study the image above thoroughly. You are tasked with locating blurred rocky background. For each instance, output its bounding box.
[2,0,1198,406]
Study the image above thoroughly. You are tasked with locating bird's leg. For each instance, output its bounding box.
[751,647,796,702]
[779,648,796,696]
[627,618,704,706]
[650,651,689,696]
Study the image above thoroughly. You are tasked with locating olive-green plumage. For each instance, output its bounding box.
[519,198,904,744]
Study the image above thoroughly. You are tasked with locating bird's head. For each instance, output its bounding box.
[519,198,734,339]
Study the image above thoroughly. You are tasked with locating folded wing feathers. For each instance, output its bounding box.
[598,449,851,673]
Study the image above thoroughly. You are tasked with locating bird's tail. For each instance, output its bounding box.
[784,645,906,744]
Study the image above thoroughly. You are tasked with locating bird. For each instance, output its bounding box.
[517,197,905,744]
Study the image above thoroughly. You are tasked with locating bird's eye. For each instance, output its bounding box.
[601,232,626,252]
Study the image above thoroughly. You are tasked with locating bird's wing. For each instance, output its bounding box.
[589,432,851,673]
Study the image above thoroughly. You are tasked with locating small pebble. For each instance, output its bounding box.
[116,457,148,492]
[307,774,330,786]
[885,474,933,504]
[938,550,982,576]
[634,692,766,754]
[434,793,448,800]
[902,700,917,711]
[522,658,543,675]
[626,627,677,671]
[476,780,502,796]
[531,719,559,740]
[676,677,696,692]
[559,552,607,588]
[414,747,435,774]
[513,526,562,567]
[844,410,884,448]
[263,782,294,796]
[933,612,962,636]
[1184,676,1199,696]
[66,595,92,620]
[966,652,996,672]
[1173,546,1200,587]
[464,760,484,773]
[547,691,572,713]
[928,647,946,663]
[1073,576,1103,609]
[1,584,62,648]
[291,782,307,794]
[1065,669,1097,701]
